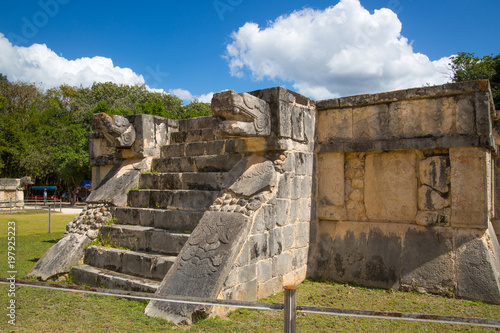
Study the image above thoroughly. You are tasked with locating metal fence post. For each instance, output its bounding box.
[284,286,297,333]
[48,204,51,233]
[35,196,37,209]
[59,199,62,213]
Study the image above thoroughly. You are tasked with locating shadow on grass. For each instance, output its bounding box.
[42,239,59,244]
[29,257,40,263]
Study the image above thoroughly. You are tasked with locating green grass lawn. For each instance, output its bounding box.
[0,212,499,332]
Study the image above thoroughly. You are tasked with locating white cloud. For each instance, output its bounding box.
[226,0,452,100]
[169,88,214,103]
[0,33,145,89]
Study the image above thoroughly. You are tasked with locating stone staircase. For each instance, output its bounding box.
[72,117,246,292]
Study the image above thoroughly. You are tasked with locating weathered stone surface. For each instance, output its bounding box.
[212,90,271,136]
[419,156,450,193]
[365,152,417,221]
[88,158,150,206]
[418,186,449,210]
[145,212,251,324]
[28,233,91,280]
[400,227,455,295]
[92,113,136,148]
[317,108,352,142]
[317,153,345,220]
[224,157,277,197]
[72,265,160,293]
[455,229,500,304]
[415,211,438,226]
[450,148,491,228]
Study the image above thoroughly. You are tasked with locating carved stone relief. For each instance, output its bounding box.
[92,113,136,148]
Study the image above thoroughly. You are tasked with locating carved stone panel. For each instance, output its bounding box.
[145,211,251,324]
[365,152,417,221]
[92,113,136,148]
[212,90,271,136]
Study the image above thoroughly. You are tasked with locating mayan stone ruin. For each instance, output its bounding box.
[29,80,500,324]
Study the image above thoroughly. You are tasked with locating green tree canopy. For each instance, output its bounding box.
[0,75,212,198]
[450,52,500,110]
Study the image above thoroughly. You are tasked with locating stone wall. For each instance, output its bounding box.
[310,80,500,303]
[0,178,24,209]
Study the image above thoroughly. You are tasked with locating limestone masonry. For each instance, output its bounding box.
[30,81,500,323]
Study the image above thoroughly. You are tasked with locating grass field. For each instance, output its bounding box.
[0,212,499,332]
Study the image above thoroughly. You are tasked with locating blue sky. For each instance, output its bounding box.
[0,0,499,102]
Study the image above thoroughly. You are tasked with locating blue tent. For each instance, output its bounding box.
[79,180,92,188]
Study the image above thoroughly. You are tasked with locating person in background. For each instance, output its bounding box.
[43,188,47,205]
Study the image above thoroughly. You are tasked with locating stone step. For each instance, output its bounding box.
[115,207,204,232]
[178,116,218,133]
[127,189,219,210]
[161,139,248,158]
[72,265,160,293]
[152,154,243,173]
[84,246,176,281]
[100,224,189,255]
[170,128,216,144]
[139,172,225,191]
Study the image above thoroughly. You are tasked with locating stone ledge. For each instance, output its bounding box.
[317,80,491,110]
[317,135,496,154]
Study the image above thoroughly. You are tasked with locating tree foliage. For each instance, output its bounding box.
[0,75,212,197]
[450,52,500,110]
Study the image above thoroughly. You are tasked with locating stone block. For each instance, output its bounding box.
[289,200,299,224]
[269,228,283,257]
[299,198,311,222]
[162,144,184,158]
[450,148,491,228]
[317,108,352,143]
[238,264,257,284]
[400,227,455,295]
[250,234,268,263]
[278,102,292,138]
[237,241,250,267]
[278,252,293,276]
[317,205,346,221]
[456,98,476,135]
[252,208,265,234]
[27,233,91,280]
[236,280,258,302]
[455,229,500,304]
[291,176,302,200]
[292,247,308,269]
[365,152,417,221]
[418,186,449,210]
[185,142,206,156]
[295,222,310,248]
[257,277,282,299]
[415,211,438,227]
[205,140,225,155]
[295,152,307,175]
[419,156,450,193]
[277,172,291,199]
[352,104,389,141]
[317,153,344,207]
[276,199,290,226]
[291,106,305,141]
[149,230,188,255]
[157,173,182,190]
[264,204,277,230]
[257,260,273,283]
[327,222,402,289]
[303,108,315,143]
[84,246,123,272]
[282,225,295,251]
[223,269,238,289]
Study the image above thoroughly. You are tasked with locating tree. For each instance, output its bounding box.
[450,52,500,110]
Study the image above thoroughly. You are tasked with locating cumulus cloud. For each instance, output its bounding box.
[169,88,214,103]
[0,33,145,89]
[226,0,451,100]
